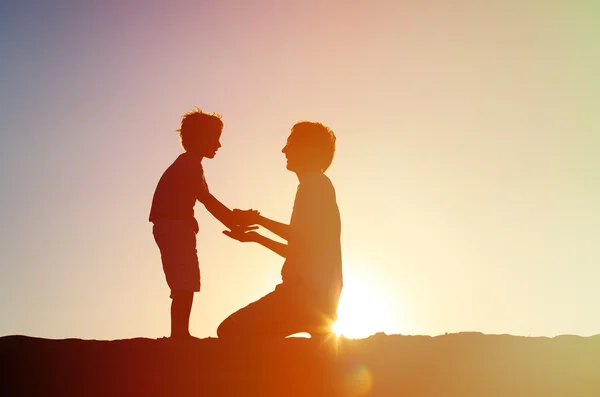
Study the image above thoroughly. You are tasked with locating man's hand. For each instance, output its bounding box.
[232,208,261,227]
[223,227,259,243]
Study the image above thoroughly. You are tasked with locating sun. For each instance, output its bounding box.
[332,272,397,339]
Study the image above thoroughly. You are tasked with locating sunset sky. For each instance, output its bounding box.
[0,1,598,340]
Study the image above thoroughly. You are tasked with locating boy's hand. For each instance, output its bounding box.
[223,227,258,243]
[232,208,260,227]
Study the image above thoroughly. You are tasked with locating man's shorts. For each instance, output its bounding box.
[152,219,200,297]
[217,281,339,339]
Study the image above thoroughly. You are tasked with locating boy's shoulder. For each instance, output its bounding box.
[160,153,204,183]
[174,151,197,163]
[172,152,203,169]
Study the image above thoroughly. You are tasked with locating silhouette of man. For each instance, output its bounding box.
[218,121,342,340]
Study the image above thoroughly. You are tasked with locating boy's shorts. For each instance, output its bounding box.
[152,219,200,297]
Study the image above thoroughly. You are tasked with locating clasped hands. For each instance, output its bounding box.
[223,209,261,242]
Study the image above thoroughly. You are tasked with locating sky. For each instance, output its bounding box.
[0,0,598,340]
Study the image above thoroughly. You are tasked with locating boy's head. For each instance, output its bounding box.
[177,108,223,159]
[282,121,336,173]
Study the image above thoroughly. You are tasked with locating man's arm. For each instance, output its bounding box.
[234,210,291,241]
[222,229,288,258]
[257,215,291,241]
[254,233,288,258]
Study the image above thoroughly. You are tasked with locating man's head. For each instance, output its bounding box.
[177,108,223,159]
[282,121,336,173]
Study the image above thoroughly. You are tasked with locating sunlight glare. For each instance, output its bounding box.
[332,271,397,338]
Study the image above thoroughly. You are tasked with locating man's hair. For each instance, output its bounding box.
[291,121,336,172]
[177,108,223,151]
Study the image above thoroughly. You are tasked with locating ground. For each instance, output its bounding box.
[1,332,599,396]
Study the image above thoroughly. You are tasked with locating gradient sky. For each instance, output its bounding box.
[0,1,598,340]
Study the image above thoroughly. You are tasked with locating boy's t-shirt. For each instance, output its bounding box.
[149,152,209,233]
[281,172,343,309]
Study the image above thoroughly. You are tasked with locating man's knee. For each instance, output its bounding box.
[216,321,228,339]
[216,315,237,339]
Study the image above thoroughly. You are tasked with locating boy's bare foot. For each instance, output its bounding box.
[169,333,202,342]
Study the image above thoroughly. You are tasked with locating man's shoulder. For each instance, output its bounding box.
[302,172,332,184]
[303,173,335,191]
[298,173,336,203]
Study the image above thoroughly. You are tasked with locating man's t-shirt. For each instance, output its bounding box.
[149,152,209,233]
[281,172,343,309]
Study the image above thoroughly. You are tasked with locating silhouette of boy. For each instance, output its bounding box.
[218,121,342,340]
[150,109,256,340]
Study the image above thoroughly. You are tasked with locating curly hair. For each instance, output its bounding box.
[176,108,223,151]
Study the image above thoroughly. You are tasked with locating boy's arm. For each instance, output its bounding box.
[222,229,288,258]
[199,193,239,231]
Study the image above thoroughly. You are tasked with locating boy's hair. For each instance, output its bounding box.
[291,121,336,172]
[176,108,223,151]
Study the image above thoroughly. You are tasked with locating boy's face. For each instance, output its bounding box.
[200,129,222,159]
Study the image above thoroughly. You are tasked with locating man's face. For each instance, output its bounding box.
[281,133,300,171]
[282,131,316,172]
[201,129,222,159]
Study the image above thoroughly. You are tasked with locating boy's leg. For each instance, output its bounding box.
[153,220,200,339]
[171,291,194,339]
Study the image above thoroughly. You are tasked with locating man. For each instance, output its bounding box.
[218,121,343,339]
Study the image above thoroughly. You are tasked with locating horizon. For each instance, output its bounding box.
[0,1,598,340]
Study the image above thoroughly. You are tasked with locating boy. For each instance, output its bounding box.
[218,121,342,340]
[149,108,255,340]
